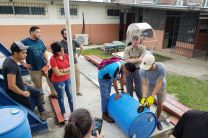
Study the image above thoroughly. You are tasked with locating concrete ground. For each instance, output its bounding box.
[33,56,174,138]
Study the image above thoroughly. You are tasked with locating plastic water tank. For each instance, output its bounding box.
[0,106,32,138]
[107,93,157,138]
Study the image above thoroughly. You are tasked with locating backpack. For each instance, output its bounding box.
[98,56,121,70]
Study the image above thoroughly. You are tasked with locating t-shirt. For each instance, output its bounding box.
[123,45,146,68]
[172,110,208,138]
[59,39,80,64]
[2,57,27,93]
[98,61,123,80]
[50,54,70,83]
[21,38,46,70]
[140,62,166,87]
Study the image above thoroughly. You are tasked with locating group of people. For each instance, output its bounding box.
[2,25,207,138]
[98,35,166,130]
[2,26,83,120]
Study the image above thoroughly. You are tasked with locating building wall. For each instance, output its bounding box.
[144,30,164,50]
[0,0,120,48]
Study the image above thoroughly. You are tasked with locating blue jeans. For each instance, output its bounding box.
[98,78,112,113]
[53,79,73,114]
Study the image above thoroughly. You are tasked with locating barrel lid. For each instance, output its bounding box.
[129,111,157,138]
[0,106,27,134]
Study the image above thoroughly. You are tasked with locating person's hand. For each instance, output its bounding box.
[24,81,31,86]
[140,97,147,106]
[146,96,155,106]
[22,91,30,97]
[125,59,131,63]
[121,91,127,94]
[95,131,104,138]
[114,93,121,100]
[23,63,32,69]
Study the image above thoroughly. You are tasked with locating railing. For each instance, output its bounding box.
[112,0,207,8]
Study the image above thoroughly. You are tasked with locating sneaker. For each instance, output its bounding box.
[40,110,49,120]
[63,113,69,121]
[102,113,115,123]
[157,121,163,130]
[49,95,58,99]
[76,92,83,96]
[41,95,45,104]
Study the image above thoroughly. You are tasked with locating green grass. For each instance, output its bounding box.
[80,48,112,59]
[167,73,208,111]
[80,48,172,62]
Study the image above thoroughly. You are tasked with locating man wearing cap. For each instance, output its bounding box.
[139,54,166,130]
[59,28,83,96]
[123,35,146,100]
[2,41,49,120]
[21,26,57,102]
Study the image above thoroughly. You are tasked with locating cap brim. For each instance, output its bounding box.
[140,63,152,70]
[22,46,29,50]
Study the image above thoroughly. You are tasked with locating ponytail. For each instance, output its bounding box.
[64,121,82,138]
[64,109,92,138]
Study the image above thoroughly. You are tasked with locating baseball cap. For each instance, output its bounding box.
[10,41,29,52]
[140,54,155,70]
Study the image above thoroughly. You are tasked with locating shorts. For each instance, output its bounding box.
[147,85,166,103]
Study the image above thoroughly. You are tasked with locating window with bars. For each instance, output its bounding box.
[57,5,79,19]
[0,6,13,14]
[177,13,199,44]
[106,7,120,18]
[0,2,47,18]
[142,9,166,30]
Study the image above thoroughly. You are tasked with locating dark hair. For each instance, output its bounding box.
[124,62,137,73]
[64,109,92,138]
[51,42,62,56]
[61,28,66,35]
[30,26,40,34]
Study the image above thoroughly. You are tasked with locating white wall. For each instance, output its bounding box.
[0,0,121,25]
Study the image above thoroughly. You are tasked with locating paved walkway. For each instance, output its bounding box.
[152,49,208,80]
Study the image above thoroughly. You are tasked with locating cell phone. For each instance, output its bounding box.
[91,118,103,136]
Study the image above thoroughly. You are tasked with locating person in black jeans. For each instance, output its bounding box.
[2,41,49,120]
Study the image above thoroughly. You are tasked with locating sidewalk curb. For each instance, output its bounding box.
[80,71,99,88]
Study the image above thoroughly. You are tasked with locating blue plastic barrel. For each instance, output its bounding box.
[107,93,157,138]
[0,106,32,138]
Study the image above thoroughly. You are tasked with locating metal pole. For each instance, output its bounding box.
[63,0,77,109]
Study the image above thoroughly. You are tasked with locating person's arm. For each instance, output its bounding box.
[52,67,69,77]
[20,60,31,69]
[7,74,30,97]
[58,68,70,73]
[125,57,142,64]
[112,79,121,100]
[142,79,148,98]
[44,52,49,66]
[152,65,166,96]
[78,44,84,57]
[152,78,164,96]
[123,47,130,60]
[169,135,176,138]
